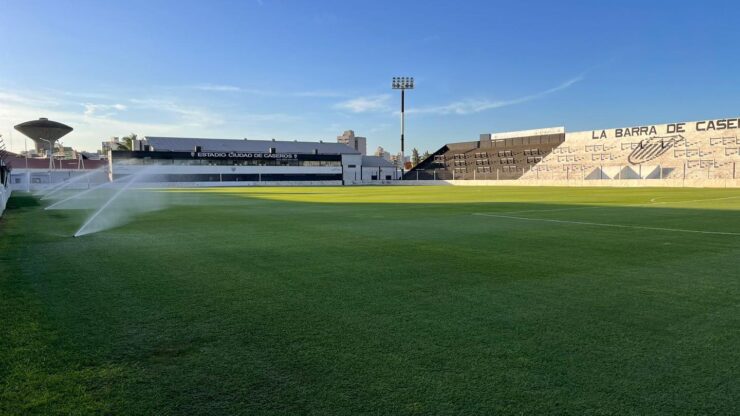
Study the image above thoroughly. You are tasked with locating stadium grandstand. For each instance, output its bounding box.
[405,116,740,185]
[405,127,565,180]
[108,136,398,185]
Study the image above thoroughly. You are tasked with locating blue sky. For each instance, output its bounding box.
[1,0,738,153]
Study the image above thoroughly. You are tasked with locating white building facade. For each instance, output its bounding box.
[109,136,398,186]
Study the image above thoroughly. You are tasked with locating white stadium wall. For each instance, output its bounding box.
[342,154,362,183]
[386,179,740,188]
[519,116,740,185]
[106,147,399,187]
[0,186,9,217]
[401,115,740,187]
[9,169,110,192]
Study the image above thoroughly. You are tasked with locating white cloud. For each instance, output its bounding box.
[293,90,346,98]
[0,91,61,108]
[0,89,222,151]
[49,89,113,100]
[189,84,346,98]
[334,94,391,113]
[128,98,225,128]
[0,100,185,153]
[189,84,274,96]
[410,76,584,115]
[83,103,127,117]
[192,84,243,92]
[0,86,308,152]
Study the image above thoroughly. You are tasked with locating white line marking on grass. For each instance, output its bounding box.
[496,206,607,214]
[472,213,740,236]
[495,195,740,215]
[643,196,740,206]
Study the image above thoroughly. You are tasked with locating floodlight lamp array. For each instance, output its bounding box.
[392,76,414,89]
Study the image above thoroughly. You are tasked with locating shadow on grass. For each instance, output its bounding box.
[11,186,740,238]
[6,193,41,210]
[2,188,740,414]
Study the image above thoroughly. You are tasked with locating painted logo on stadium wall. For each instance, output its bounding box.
[591,117,740,140]
[627,135,681,164]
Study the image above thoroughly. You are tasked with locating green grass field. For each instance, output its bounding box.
[1,186,739,415]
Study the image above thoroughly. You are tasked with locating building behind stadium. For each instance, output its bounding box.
[110,136,398,185]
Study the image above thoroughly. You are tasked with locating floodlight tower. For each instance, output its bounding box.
[392,76,414,177]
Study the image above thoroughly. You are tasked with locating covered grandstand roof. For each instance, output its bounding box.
[361,156,395,167]
[142,137,360,155]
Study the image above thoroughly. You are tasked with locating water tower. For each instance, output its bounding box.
[14,118,73,156]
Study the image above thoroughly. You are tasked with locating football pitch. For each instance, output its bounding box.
[1,186,739,414]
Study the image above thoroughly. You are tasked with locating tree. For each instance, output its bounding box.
[411,148,420,167]
[121,133,137,151]
[422,150,430,160]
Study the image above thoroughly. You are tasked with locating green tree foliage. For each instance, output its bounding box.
[121,133,137,150]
